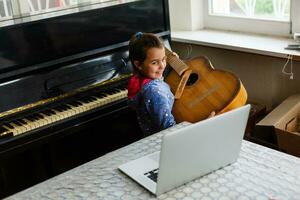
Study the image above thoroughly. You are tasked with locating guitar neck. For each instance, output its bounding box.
[165,47,190,76]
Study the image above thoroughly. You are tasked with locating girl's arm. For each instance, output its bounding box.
[143,83,176,131]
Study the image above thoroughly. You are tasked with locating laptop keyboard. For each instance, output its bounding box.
[144,168,159,183]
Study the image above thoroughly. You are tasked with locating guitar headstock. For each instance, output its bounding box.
[164,46,189,76]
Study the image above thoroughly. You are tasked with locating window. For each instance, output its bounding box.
[204,0,300,37]
[210,0,290,21]
[0,0,136,27]
[0,0,12,20]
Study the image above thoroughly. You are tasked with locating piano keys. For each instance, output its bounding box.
[0,88,128,138]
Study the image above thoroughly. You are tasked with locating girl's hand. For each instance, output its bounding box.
[207,111,216,119]
[172,52,179,58]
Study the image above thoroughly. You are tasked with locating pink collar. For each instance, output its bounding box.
[127,74,151,99]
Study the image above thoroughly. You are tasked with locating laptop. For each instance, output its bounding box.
[118,104,251,196]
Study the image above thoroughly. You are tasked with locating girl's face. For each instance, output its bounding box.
[135,47,167,79]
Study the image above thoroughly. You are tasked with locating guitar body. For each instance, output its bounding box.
[165,56,247,123]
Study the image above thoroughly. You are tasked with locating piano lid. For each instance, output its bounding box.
[0,0,170,80]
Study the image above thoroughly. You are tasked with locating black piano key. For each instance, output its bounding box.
[41,110,52,116]
[52,107,64,112]
[89,96,98,101]
[25,116,37,122]
[3,123,14,129]
[113,88,121,93]
[88,96,97,100]
[83,99,93,103]
[68,101,80,107]
[103,91,112,95]
[89,95,97,100]
[59,105,69,111]
[94,93,107,98]
[31,115,40,120]
[17,119,28,125]
[107,88,119,94]
[49,109,56,115]
[80,98,92,103]
[62,104,72,109]
[12,121,22,126]
[0,126,9,134]
[7,122,18,129]
[83,98,93,102]
[34,113,44,119]
[44,109,55,115]
[60,105,68,110]
[75,101,83,105]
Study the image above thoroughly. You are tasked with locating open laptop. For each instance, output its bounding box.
[118,104,251,196]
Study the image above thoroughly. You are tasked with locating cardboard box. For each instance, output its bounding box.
[256,94,300,157]
[244,102,266,138]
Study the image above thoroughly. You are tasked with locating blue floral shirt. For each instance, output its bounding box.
[128,78,176,136]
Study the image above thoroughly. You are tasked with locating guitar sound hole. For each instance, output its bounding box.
[186,73,198,86]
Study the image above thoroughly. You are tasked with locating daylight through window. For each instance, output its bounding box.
[210,0,290,21]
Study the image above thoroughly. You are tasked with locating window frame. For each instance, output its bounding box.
[203,0,300,37]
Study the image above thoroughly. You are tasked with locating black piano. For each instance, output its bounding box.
[0,0,171,197]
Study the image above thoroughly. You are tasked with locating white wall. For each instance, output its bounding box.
[168,0,204,31]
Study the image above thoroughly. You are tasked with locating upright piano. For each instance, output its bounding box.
[0,0,171,197]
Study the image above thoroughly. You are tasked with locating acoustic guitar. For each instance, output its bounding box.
[165,48,248,123]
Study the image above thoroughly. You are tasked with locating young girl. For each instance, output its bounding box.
[127,32,176,136]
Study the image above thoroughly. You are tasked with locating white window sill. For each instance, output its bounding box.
[171,29,300,60]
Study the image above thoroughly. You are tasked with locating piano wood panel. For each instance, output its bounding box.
[0,105,142,198]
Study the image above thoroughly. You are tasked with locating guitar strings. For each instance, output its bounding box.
[169,57,183,65]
